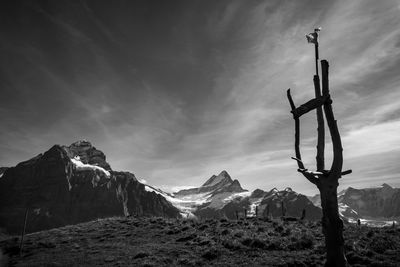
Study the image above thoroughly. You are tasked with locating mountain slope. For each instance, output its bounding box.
[308,184,400,226]
[0,140,180,234]
[157,171,322,220]
[174,170,246,197]
[195,187,322,220]
[339,184,400,218]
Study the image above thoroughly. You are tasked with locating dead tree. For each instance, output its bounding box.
[287,60,351,267]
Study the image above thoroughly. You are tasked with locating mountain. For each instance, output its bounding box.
[174,170,246,197]
[194,186,322,220]
[339,184,400,218]
[308,184,400,226]
[152,171,322,220]
[0,140,180,234]
[0,167,8,178]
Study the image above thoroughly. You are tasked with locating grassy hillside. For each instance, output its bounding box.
[1,216,399,266]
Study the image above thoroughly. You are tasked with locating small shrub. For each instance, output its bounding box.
[241,237,253,246]
[296,233,314,249]
[275,225,284,233]
[133,252,149,259]
[251,238,267,249]
[198,224,208,231]
[181,226,190,231]
[366,230,374,238]
[369,236,396,254]
[221,229,230,235]
[176,234,197,242]
[346,251,371,265]
[222,239,242,250]
[234,231,244,238]
[202,248,220,260]
[265,240,284,250]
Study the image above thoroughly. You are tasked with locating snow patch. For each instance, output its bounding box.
[71,156,110,177]
[223,191,251,202]
[139,178,147,184]
[145,185,210,217]
[248,197,264,217]
[338,203,358,217]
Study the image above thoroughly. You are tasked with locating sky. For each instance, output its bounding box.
[1,0,399,196]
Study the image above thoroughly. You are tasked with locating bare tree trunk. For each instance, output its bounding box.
[287,59,350,267]
[320,60,347,266]
[319,181,346,267]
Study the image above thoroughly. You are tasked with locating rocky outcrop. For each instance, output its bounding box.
[259,188,321,220]
[0,141,180,234]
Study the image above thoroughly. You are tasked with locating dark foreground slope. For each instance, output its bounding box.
[1,216,399,266]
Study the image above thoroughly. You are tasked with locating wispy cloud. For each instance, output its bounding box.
[0,0,399,196]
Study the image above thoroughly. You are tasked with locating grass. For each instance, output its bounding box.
[1,216,399,266]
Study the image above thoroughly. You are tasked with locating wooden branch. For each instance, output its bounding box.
[287,89,305,170]
[341,170,352,176]
[297,169,319,185]
[321,60,343,179]
[291,95,329,118]
[291,157,303,164]
[314,75,325,172]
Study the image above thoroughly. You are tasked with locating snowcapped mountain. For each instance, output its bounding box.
[174,170,247,197]
[308,184,400,226]
[145,171,322,220]
[339,184,400,219]
[193,186,321,220]
[0,140,180,234]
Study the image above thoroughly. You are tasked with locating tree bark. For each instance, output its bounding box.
[320,60,347,266]
[287,59,348,266]
[319,180,346,267]
[314,75,325,171]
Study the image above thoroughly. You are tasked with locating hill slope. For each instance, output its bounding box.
[1,216,399,266]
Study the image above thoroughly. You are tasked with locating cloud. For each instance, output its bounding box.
[1,0,399,196]
[342,120,400,159]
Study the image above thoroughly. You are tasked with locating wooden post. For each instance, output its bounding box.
[301,209,306,220]
[235,210,239,220]
[255,206,258,218]
[19,208,29,256]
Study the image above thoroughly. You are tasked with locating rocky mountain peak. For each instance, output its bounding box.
[62,140,111,171]
[381,183,393,189]
[0,141,180,234]
[175,170,245,197]
[202,170,233,187]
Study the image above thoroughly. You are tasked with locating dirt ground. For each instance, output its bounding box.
[1,216,399,266]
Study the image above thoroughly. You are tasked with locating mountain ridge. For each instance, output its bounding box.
[0,140,180,234]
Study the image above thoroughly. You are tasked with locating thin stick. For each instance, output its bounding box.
[20,208,28,257]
